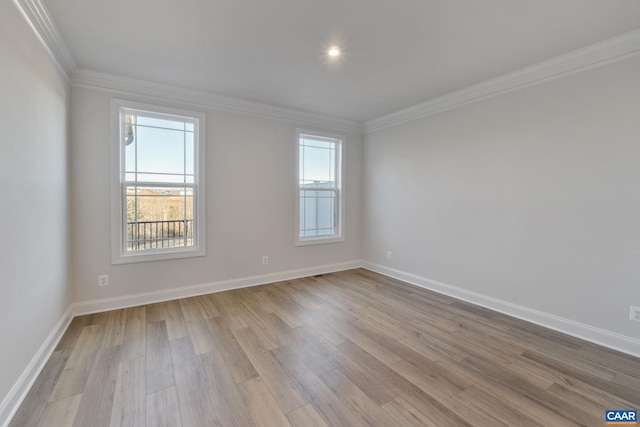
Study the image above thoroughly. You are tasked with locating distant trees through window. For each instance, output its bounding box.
[111,100,206,263]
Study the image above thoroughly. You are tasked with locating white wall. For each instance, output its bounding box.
[4,4,638,419]
[0,0,71,418]
[70,86,362,304]
[364,56,640,345]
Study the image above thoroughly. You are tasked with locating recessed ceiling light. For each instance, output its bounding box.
[328,47,341,57]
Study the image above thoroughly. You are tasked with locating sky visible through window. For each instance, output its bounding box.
[125,115,195,184]
[298,134,340,239]
[299,135,337,187]
[123,112,196,250]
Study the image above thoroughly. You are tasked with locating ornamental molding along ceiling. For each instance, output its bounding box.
[13,0,75,76]
[71,69,364,134]
[363,28,640,132]
[14,0,640,133]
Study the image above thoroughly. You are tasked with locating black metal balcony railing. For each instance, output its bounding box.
[127,219,194,251]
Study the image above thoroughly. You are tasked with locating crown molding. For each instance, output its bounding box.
[14,0,640,134]
[13,0,76,77]
[71,69,363,134]
[364,28,640,133]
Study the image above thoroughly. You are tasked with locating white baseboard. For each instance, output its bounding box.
[0,306,74,427]
[72,260,363,316]
[1,261,362,426]
[362,262,640,358]
[5,260,637,426]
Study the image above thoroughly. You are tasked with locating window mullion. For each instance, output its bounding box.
[296,130,343,244]
[183,122,187,248]
[116,104,203,259]
[123,181,195,189]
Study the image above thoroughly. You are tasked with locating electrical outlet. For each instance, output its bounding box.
[262,256,269,265]
[98,274,109,286]
[630,306,640,321]
[386,251,392,260]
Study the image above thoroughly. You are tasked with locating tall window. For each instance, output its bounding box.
[111,100,206,263]
[296,130,344,245]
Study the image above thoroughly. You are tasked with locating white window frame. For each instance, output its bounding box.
[110,99,206,264]
[295,129,345,246]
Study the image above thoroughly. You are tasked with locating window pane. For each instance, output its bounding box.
[123,114,196,185]
[135,126,185,176]
[134,173,186,184]
[116,103,204,260]
[301,137,333,150]
[121,120,136,174]
[299,189,336,237]
[300,142,335,186]
[136,115,186,131]
[125,185,194,251]
[185,132,195,176]
[296,131,342,243]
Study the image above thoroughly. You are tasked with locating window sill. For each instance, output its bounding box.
[295,236,345,247]
[111,247,206,264]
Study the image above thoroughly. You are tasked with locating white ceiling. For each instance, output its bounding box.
[42,0,640,122]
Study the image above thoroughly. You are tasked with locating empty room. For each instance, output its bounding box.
[2,0,640,425]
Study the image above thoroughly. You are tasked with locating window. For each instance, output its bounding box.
[111,99,206,263]
[295,130,344,245]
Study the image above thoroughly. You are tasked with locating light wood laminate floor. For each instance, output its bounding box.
[11,269,640,426]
